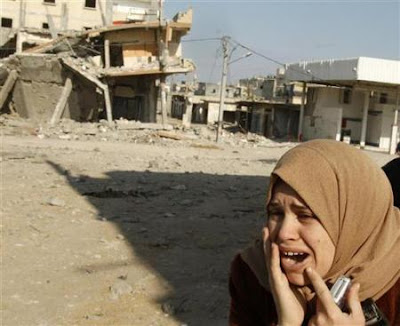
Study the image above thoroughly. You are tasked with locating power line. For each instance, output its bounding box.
[181,37,221,43]
[229,37,325,82]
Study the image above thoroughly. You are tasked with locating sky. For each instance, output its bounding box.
[163,0,400,83]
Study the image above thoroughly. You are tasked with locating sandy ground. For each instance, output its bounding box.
[1,119,395,326]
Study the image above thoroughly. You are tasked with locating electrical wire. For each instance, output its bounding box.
[208,42,222,82]
[181,37,221,43]
[229,37,326,82]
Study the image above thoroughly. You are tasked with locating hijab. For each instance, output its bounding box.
[241,139,400,301]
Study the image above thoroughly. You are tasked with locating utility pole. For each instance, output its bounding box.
[216,36,229,142]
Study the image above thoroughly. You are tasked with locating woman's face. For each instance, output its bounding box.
[267,180,335,286]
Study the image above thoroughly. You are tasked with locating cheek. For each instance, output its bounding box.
[266,220,278,239]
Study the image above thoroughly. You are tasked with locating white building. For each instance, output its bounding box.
[284,57,400,152]
[1,0,159,53]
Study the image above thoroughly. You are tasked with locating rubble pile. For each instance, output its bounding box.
[0,114,295,149]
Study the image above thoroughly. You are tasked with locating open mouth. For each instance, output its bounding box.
[281,251,309,264]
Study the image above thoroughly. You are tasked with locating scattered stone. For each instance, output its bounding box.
[157,131,185,140]
[170,184,187,191]
[58,134,71,140]
[46,197,66,207]
[148,160,159,169]
[109,280,133,300]
[84,313,104,320]
[161,302,175,315]
[180,199,192,206]
[164,212,175,218]
[116,234,125,240]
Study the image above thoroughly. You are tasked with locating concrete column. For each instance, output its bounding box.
[160,77,168,126]
[19,0,26,28]
[103,83,113,125]
[297,82,306,141]
[182,96,193,128]
[0,70,18,110]
[105,0,113,26]
[268,107,275,138]
[61,3,68,31]
[360,91,370,148]
[16,31,24,53]
[104,39,110,68]
[336,108,343,141]
[50,77,73,125]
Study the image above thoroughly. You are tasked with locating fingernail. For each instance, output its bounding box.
[306,267,312,273]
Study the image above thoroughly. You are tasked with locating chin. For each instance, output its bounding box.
[285,272,308,286]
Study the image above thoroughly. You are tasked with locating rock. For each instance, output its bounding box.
[84,129,98,135]
[84,313,104,320]
[161,302,175,315]
[148,160,159,169]
[116,234,125,240]
[180,199,192,206]
[46,197,66,207]
[109,280,132,300]
[164,212,175,218]
[170,184,187,191]
[138,176,147,184]
[59,134,71,140]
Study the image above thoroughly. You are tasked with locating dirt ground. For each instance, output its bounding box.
[1,116,395,326]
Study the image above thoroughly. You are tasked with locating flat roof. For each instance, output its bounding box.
[284,57,400,88]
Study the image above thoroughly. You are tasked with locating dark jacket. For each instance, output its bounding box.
[383,158,400,208]
[229,254,400,326]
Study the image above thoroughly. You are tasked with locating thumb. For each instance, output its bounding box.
[347,283,364,319]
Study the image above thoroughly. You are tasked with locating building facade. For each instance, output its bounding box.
[285,57,400,152]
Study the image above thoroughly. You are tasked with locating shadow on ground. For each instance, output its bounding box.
[47,160,269,325]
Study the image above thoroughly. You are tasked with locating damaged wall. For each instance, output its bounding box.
[111,75,158,122]
[8,54,100,123]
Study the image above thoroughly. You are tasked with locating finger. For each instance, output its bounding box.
[269,242,282,276]
[347,283,364,319]
[305,268,339,314]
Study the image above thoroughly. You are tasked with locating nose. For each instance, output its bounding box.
[276,215,299,242]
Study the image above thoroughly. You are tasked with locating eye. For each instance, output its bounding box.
[297,212,315,221]
[267,210,284,221]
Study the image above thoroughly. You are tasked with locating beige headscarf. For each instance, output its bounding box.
[241,139,400,301]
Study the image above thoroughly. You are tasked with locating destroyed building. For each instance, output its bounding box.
[1,0,159,55]
[169,70,304,140]
[0,2,194,125]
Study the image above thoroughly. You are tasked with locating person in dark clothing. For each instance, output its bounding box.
[382,142,400,208]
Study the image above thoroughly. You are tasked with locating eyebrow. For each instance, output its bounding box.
[267,202,310,210]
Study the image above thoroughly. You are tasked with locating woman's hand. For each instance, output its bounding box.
[263,227,306,326]
[306,268,365,326]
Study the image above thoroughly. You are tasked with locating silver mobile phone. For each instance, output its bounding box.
[330,275,352,310]
[330,277,389,325]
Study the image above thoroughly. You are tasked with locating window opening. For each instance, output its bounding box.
[85,0,96,8]
[342,89,352,104]
[1,18,13,28]
[379,93,388,104]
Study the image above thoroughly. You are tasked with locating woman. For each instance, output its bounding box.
[229,140,400,325]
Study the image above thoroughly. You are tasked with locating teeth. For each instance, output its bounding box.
[284,252,304,256]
